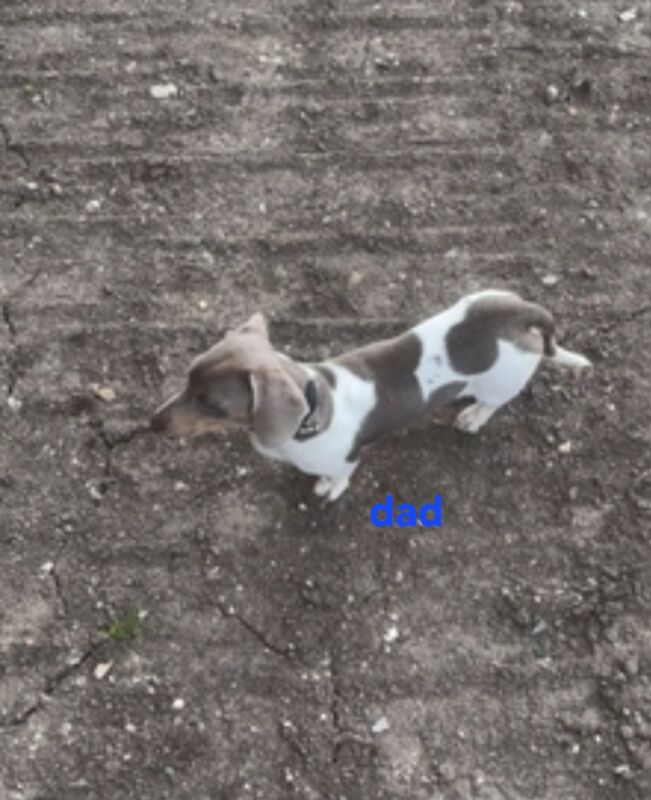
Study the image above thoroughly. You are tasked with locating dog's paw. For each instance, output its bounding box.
[314,475,350,502]
[326,476,350,502]
[454,405,482,434]
[454,402,497,434]
[572,358,593,378]
[313,476,333,497]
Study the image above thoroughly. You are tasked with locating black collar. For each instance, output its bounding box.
[294,378,320,440]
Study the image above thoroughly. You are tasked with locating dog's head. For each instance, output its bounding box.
[151,313,309,447]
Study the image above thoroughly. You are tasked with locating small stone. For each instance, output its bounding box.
[541,273,560,286]
[94,661,113,680]
[150,83,178,99]
[198,299,208,310]
[85,199,102,213]
[614,763,632,778]
[558,441,573,454]
[174,481,189,492]
[371,716,390,734]
[40,561,54,576]
[349,270,364,286]
[87,482,104,502]
[172,697,185,711]
[383,625,399,643]
[545,85,560,104]
[618,8,638,22]
[89,383,116,403]
[7,396,22,412]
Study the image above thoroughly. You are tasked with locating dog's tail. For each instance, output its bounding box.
[521,302,591,368]
[520,302,556,356]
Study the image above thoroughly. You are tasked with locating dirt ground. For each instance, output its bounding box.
[1,1,651,798]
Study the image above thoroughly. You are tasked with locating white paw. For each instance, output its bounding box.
[313,476,333,497]
[572,359,593,378]
[326,476,350,502]
[454,405,482,434]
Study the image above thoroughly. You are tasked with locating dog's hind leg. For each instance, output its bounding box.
[546,345,592,370]
[454,402,499,434]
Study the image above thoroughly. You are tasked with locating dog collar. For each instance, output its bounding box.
[295,378,320,440]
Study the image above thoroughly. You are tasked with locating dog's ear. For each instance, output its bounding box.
[238,312,268,339]
[250,369,309,447]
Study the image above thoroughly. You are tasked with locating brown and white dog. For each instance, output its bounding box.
[151,289,591,501]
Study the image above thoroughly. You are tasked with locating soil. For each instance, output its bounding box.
[1,1,651,799]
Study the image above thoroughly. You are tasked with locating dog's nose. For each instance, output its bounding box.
[150,411,167,433]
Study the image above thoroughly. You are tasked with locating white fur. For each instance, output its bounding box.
[251,290,590,501]
[250,364,375,486]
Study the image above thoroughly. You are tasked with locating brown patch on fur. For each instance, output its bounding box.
[335,333,425,459]
[446,294,555,374]
[313,364,337,388]
[426,380,468,412]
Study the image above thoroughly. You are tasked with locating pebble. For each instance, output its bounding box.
[619,8,638,22]
[172,697,185,711]
[150,83,178,99]
[89,383,116,403]
[87,482,103,502]
[94,661,113,680]
[558,441,573,454]
[85,199,102,213]
[383,625,399,643]
[371,716,390,734]
[614,763,632,778]
[541,273,560,286]
[544,85,560,104]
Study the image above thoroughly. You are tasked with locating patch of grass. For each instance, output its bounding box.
[108,605,142,643]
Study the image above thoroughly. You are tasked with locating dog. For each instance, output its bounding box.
[151,289,591,501]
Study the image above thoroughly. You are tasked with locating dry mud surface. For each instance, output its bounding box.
[1,1,651,799]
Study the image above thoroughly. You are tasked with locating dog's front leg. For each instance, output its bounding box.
[313,461,359,502]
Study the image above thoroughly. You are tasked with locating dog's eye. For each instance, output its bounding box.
[195,392,226,417]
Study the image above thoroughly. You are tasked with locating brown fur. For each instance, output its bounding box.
[151,314,311,447]
[445,294,555,374]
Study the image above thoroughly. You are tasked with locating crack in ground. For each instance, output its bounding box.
[328,647,353,765]
[214,598,298,660]
[2,302,17,338]
[0,640,104,729]
[0,119,30,169]
[50,563,69,617]
[600,304,651,334]
[2,302,19,397]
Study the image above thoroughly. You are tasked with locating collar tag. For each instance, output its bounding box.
[295,379,319,439]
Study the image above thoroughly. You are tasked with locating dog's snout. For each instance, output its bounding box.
[150,409,168,433]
